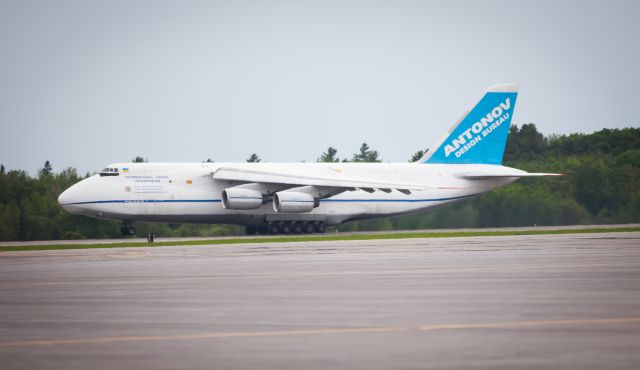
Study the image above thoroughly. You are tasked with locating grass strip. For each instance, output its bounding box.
[2,226,639,252]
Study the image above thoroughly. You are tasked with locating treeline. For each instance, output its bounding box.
[1,125,639,240]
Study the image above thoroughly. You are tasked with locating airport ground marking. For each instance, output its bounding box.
[1,226,639,252]
[418,317,640,331]
[1,317,640,348]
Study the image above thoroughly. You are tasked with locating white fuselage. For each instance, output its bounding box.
[58,162,519,226]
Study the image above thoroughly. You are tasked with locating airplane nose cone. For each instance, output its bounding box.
[58,183,84,214]
[58,188,70,206]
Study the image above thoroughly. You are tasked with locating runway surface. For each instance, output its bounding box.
[1,232,639,369]
[1,223,637,247]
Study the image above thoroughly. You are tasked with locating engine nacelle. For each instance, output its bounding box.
[221,188,263,210]
[273,192,318,213]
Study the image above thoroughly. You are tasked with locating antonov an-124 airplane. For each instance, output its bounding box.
[58,84,558,235]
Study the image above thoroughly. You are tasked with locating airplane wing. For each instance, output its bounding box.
[212,167,465,193]
[458,171,562,179]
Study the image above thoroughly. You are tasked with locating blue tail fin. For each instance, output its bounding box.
[423,84,518,165]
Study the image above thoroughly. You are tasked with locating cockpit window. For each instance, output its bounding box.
[100,167,120,177]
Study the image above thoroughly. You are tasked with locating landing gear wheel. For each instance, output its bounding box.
[268,222,279,235]
[121,226,136,236]
[120,221,135,236]
[275,222,290,234]
[291,222,303,234]
[303,222,315,234]
[245,226,257,236]
[257,226,269,235]
[314,222,326,233]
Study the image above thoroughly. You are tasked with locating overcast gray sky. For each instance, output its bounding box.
[1,0,639,175]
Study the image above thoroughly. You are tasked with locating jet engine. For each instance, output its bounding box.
[273,192,319,213]
[221,188,264,210]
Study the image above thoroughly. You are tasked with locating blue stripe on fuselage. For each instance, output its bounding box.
[60,193,481,206]
[320,193,479,203]
[61,199,222,206]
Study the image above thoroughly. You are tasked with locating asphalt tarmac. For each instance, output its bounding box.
[1,223,637,247]
[1,232,639,369]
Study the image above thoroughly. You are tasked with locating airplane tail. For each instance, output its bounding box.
[421,84,518,165]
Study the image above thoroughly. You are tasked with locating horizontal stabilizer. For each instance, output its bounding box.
[458,171,562,179]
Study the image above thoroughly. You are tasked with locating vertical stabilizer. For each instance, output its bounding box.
[422,84,518,165]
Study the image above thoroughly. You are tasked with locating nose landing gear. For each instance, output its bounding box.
[120,221,136,236]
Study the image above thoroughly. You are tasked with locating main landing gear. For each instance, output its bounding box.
[245,221,326,235]
[120,221,136,236]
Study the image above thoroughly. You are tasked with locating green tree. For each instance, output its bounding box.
[0,164,5,174]
[504,123,547,162]
[0,202,21,241]
[352,143,381,162]
[131,156,147,163]
[318,147,340,162]
[39,161,53,177]
[246,153,261,162]
[409,150,426,162]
